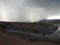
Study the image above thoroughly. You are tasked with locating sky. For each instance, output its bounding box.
[0,0,60,22]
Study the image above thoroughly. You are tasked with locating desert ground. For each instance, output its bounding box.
[0,32,60,45]
[0,22,60,45]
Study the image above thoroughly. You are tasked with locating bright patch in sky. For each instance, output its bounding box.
[1,3,9,21]
[47,15,60,19]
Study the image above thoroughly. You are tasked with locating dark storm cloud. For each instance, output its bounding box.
[26,0,60,8]
[23,0,60,21]
[25,0,60,16]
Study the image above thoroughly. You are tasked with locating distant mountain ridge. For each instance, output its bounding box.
[39,19,60,24]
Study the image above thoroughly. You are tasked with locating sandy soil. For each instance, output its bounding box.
[0,32,60,45]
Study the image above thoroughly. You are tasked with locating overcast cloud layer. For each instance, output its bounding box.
[0,0,60,22]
